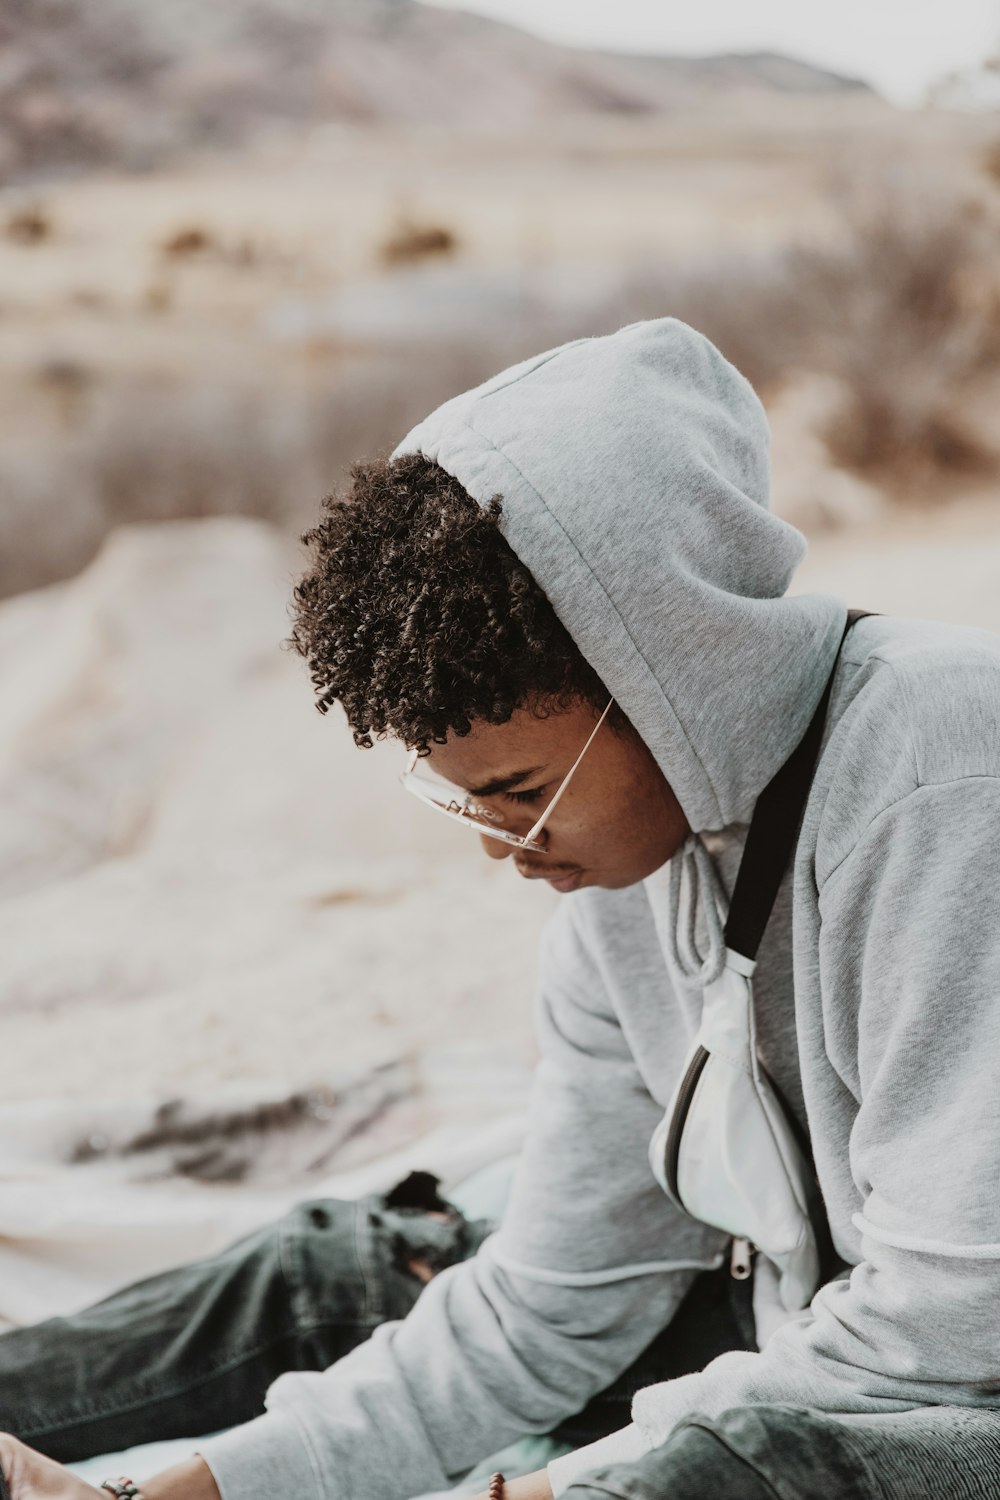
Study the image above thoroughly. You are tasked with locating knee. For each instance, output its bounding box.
[697,1404,872,1498]
[564,1407,860,1500]
[711,1402,825,1448]
[564,1415,778,1500]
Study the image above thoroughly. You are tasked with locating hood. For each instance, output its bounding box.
[394,318,847,839]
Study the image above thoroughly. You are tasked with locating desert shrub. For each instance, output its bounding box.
[616,176,1000,489]
[785,187,1000,480]
[161,226,213,258]
[3,173,997,601]
[379,220,458,267]
[0,345,510,599]
[6,202,51,243]
[982,139,1000,188]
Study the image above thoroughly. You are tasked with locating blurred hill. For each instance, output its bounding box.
[0,0,872,182]
[0,0,995,606]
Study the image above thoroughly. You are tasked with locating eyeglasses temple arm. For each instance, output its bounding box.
[523,696,615,844]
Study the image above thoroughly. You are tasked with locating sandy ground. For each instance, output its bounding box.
[0,517,549,1110]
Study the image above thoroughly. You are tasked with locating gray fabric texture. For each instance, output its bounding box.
[200,319,1000,1500]
[565,1406,1000,1500]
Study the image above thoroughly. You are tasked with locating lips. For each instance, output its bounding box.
[515,863,584,894]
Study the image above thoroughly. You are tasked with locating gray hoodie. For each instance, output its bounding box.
[201,320,1000,1500]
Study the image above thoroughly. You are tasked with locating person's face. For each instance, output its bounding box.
[424,698,690,894]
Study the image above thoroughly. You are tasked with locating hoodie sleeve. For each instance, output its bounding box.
[198,897,725,1500]
[562,776,1000,1477]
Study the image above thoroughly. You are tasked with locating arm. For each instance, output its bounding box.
[194,897,723,1500]
[0,1440,221,1500]
[0,1440,553,1500]
[565,778,1000,1469]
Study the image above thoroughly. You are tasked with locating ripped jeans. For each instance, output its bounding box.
[0,1170,752,1463]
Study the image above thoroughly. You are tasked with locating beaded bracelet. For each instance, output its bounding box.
[488,1472,506,1500]
[101,1479,144,1500]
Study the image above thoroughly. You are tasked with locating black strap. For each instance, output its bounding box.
[724,609,875,963]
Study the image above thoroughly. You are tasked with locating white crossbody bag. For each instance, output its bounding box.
[649,610,873,1312]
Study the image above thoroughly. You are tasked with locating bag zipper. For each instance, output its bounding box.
[730,1236,755,1279]
[665,1045,709,1202]
[664,1056,758,1284]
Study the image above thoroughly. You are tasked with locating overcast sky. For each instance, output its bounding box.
[419,0,998,106]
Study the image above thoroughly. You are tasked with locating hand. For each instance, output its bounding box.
[0,1439,219,1500]
[0,1435,104,1500]
[470,1469,553,1500]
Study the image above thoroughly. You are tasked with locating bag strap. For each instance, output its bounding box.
[724,609,875,963]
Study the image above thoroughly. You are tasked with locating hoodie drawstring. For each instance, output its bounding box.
[661,833,729,987]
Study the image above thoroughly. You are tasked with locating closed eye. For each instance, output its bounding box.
[504,786,546,805]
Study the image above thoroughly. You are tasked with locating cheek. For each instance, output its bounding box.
[566,786,647,860]
[590,770,680,867]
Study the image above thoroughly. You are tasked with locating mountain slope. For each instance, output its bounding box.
[0,0,874,181]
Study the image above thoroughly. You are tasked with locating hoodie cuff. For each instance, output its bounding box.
[547,1422,651,1495]
[197,1411,323,1500]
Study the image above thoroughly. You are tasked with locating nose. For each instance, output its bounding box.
[479,833,513,861]
[478,824,549,862]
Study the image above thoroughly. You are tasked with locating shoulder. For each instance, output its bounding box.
[814,614,1000,887]
[858,616,1000,778]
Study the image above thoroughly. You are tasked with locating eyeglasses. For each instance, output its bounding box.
[400,698,615,852]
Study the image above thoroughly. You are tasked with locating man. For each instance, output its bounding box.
[3,319,1000,1499]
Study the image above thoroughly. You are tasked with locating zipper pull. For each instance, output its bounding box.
[729,1236,754,1280]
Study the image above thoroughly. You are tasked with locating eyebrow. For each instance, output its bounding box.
[468,765,545,798]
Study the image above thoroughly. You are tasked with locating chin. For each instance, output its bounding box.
[590,869,646,891]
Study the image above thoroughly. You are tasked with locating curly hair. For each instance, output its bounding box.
[289,453,611,753]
